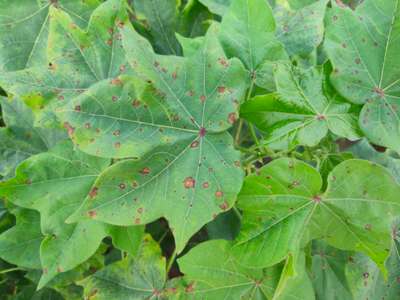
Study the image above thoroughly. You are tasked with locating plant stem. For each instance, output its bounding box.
[166,248,178,275]
[0,267,23,274]
[233,206,242,220]
[235,78,255,147]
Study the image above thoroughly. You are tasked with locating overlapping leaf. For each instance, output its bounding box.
[0,0,130,126]
[131,0,182,55]
[275,0,328,57]
[0,141,144,288]
[0,0,101,72]
[325,0,400,152]
[80,235,178,299]
[233,158,400,271]
[0,208,43,269]
[177,239,314,299]
[198,0,231,16]
[64,22,247,252]
[0,97,66,179]
[218,0,288,90]
[241,64,361,150]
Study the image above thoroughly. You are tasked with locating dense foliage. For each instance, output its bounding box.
[0,0,399,299]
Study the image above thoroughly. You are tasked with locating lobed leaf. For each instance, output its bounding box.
[234,158,400,272]
[64,22,247,253]
[325,0,400,152]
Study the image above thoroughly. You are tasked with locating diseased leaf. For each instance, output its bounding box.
[178,239,281,299]
[0,97,67,179]
[325,0,400,152]
[234,158,400,272]
[0,0,101,72]
[132,0,182,55]
[0,0,130,127]
[80,235,172,299]
[0,208,43,269]
[218,0,288,90]
[309,241,354,299]
[349,139,400,183]
[241,64,361,150]
[275,0,328,57]
[64,23,247,252]
[178,239,314,299]
[0,141,143,288]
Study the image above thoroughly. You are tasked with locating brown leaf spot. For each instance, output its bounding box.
[140,167,151,175]
[355,58,361,64]
[134,218,141,224]
[373,87,385,98]
[63,122,75,135]
[200,95,206,102]
[74,105,81,112]
[183,177,195,188]
[113,129,121,136]
[114,142,121,149]
[137,207,143,214]
[219,201,228,210]
[313,195,322,203]
[191,141,199,148]
[111,78,122,85]
[85,123,91,129]
[228,112,237,124]
[215,190,223,198]
[202,182,209,189]
[88,210,97,218]
[119,183,126,190]
[199,127,206,137]
[218,86,226,94]
[89,187,98,199]
[132,99,141,107]
[112,95,118,102]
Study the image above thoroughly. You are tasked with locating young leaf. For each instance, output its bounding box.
[275,0,328,57]
[0,0,101,72]
[0,0,130,126]
[241,65,360,150]
[0,208,43,269]
[64,22,247,253]
[325,0,400,152]
[80,235,170,299]
[233,158,400,272]
[218,0,288,90]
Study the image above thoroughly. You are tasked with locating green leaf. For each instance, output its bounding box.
[0,141,143,288]
[0,0,130,127]
[0,0,101,72]
[64,23,246,252]
[80,235,168,299]
[275,0,328,57]
[309,241,354,299]
[178,0,213,38]
[198,0,232,16]
[178,239,314,299]
[218,0,287,90]
[324,0,400,152]
[0,208,43,269]
[233,158,400,272]
[0,127,47,179]
[241,65,361,150]
[132,0,182,55]
[349,139,400,183]
[178,239,281,299]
